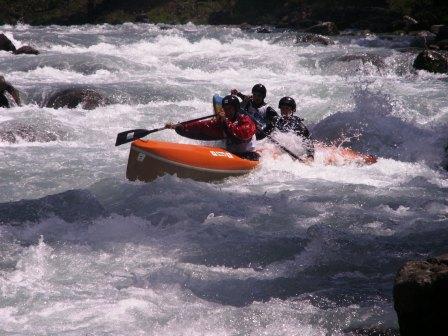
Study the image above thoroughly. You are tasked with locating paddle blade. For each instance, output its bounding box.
[115,129,150,146]
[213,94,223,115]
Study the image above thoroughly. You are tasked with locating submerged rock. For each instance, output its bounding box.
[13,45,39,55]
[0,33,16,52]
[393,254,448,336]
[304,22,339,36]
[296,33,334,46]
[44,88,109,110]
[413,50,448,73]
[0,118,71,143]
[0,124,57,143]
[0,189,106,224]
[239,23,252,31]
[336,53,386,69]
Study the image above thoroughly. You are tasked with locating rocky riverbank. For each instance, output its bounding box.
[2,1,448,77]
[0,0,447,34]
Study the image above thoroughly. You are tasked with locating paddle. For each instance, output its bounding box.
[115,114,215,146]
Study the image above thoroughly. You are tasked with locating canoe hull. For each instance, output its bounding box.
[126,139,258,182]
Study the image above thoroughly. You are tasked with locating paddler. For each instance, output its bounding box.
[0,75,21,108]
[165,95,259,161]
[275,96,314,160]
[230,84,278,140]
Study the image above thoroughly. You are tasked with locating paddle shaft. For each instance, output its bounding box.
[115,114,215,146]
[266,134,305,162]
[251,118,305,162]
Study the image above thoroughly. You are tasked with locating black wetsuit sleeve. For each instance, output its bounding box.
[256,106,279,140]
[236,92,248,101]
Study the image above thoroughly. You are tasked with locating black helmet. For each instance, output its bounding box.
[222,94,240,112]
[252,83,266,98]
[278,96,296,111]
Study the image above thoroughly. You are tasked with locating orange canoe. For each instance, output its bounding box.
[126,139,259,182]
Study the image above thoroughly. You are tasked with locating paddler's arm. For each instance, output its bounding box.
[230,89,249,102]
[256,106,279,140]
[165,119,223,141]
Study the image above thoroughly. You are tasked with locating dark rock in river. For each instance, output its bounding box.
[45,88,109,110]
[239,23,252,31]
[304,22,339,36]
[336,53,386,69]
[0,33,16,52]
[0,189,106,224]
[0,118,71,143]
[393,254,448,336]
[413,50,448,73]
[296,33,334,46]
[13,45,39,55]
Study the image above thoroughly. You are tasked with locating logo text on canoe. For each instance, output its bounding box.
[210,151,233,158]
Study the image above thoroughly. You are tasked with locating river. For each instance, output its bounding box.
[0,22,447,335]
